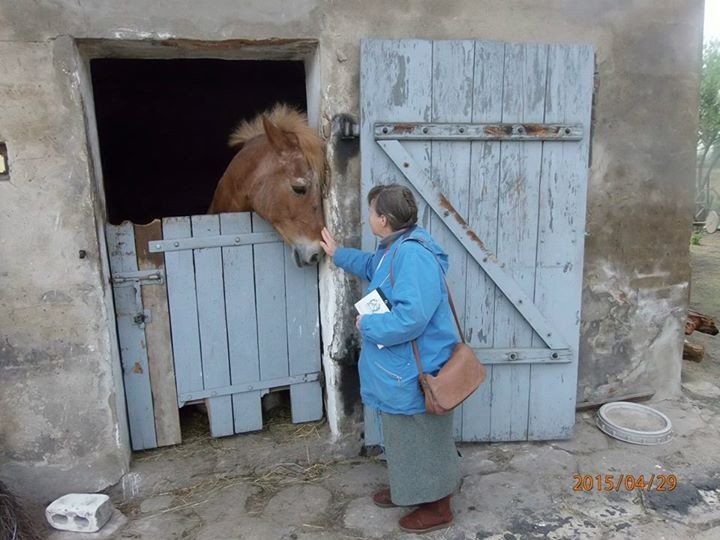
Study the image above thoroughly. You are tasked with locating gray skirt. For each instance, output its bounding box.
[381,411,462,506]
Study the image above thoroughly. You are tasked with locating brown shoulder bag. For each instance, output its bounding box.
[391,239,487,415]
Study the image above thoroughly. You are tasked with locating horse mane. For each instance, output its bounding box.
[228,104,326,191]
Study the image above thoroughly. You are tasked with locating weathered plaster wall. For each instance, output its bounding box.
[0,0,703,499]
[0,36,130,501]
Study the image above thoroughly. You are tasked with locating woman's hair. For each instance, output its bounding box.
[367,183,418,231]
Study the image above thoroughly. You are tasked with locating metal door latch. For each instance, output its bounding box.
[332,114,359,140]
[110,270,164,286]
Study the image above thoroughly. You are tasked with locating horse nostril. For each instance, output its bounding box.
[310,253,319,264]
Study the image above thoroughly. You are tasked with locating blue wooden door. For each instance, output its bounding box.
[361,39,593,442]
[107,212,323,450]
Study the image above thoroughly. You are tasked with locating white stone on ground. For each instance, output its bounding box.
[46,493,114,533]
[48,510,127,540]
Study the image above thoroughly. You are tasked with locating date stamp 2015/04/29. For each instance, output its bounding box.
[572,474,678,492]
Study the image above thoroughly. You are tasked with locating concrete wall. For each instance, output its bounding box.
[0,0,703,500]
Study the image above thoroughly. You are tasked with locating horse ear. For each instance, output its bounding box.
[262,116,294,153]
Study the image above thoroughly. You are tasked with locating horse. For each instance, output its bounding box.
[208,104,326,266]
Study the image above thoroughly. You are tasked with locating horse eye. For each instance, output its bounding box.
[291,184,308,195]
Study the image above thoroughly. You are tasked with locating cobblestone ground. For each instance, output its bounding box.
[46,397,720,540]
[45,233,720,540]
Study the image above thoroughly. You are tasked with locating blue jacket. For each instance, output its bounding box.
[333,226,459,414]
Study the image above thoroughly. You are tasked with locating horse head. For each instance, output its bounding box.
[209,105,326,266]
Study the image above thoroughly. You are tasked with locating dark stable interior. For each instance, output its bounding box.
[91,58,307,224]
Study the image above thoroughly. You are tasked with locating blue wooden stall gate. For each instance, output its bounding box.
[361,39,594,443]
[107,212,323,451]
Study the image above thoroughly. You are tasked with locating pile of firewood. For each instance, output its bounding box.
[683,309,719,362]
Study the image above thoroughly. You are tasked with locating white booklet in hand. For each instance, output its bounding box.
[354,288,391,349]
[354,288,391,315]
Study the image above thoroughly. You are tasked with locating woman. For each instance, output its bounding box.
[320,183,462,534]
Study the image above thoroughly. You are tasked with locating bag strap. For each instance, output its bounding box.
[389,238,466,343]
[388,237,466,379]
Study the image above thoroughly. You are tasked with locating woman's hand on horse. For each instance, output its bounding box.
[320,227,337,257]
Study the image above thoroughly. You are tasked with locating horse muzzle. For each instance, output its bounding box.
[291,242,323,267]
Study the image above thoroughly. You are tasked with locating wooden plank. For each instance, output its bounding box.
[472,348,570,364]
[360,39,434,250]
[686,310,719,335]
[220,212,263,433]
[363,405,384,447]
[683,340,704,362]
[192,214,234,437]
[528,45,594,440]
[177,373,321,401]
[490,43,548,442]
[289,382,322,423]
[134,220,181,447]
[284,245,323,423]
[149,231,280,253]
[252,214,289,382]
[374,122,583,141]
[106,223,157,450]
[360,38,433,443]
[462,41,505,441]
[163,217,203,404]
[430,39,476,439]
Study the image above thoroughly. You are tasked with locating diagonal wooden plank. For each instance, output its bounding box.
[376,138,567,350]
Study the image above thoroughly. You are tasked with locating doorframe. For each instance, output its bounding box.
[74,37,323,455]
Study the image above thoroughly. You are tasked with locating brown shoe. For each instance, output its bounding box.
[398,495,453,533]
[372,488,397,508]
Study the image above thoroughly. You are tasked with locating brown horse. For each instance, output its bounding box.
[208,104,326,266]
